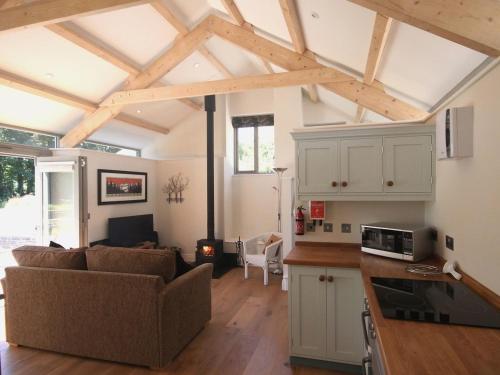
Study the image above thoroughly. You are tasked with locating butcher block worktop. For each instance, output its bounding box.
[284,243,500,375]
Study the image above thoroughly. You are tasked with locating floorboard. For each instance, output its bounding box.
[0,267,348,375]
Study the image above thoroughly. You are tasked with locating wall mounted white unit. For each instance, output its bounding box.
[292,123,435,202]
[436,107,473,160]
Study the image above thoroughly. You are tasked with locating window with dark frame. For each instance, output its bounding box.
[232,114,275,174]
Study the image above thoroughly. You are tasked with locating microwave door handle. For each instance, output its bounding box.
[362,311,371,351]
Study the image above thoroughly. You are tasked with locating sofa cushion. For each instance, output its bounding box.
[86,245,176,282]
[12,246,87,270]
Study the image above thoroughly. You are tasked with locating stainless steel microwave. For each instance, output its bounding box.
[361,222,433,262]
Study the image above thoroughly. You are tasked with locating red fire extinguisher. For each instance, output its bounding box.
[295,206,305,235]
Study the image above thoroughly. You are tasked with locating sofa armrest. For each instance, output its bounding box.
[158,263,213,366]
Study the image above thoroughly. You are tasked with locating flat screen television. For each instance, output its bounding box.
[108,214,155,247]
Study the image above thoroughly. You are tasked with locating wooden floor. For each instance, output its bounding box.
[0,268,346,375]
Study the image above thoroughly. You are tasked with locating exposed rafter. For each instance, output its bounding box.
[45,23,140,76]
[101,68,352,106]
[0,69,169,134]
[60,17,213,147]
[220,0,274,74]
[348,0,500,57]
[0,0,153,32]
[279,0,319,103]
[208,15,428,121]
[355,13,392,122]
[279,0,305,54]
[115,113,169,134]
[44,22,202,111]
[0,69,95,111]
[151,1,233,78]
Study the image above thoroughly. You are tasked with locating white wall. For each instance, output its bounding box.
[303,95,351,126]
[142,95,226,260]
[425,63,500,294]
[155,157,224,260]
[300,201,425,243]
[222,87,302,240]
[141,98,226,159]
[53,148,158,243]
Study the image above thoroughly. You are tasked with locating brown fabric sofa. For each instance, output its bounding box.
[3,246,213,369]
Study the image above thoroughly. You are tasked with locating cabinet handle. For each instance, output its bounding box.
[341,181,348,187]
[319,275,325,282]
[327,276,334,282]
[331,181,337,187]
[387,180,394,187]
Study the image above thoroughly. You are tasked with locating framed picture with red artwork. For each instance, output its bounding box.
[97,169,147,205]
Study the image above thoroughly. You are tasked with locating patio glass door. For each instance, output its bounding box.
[36,156,88,248]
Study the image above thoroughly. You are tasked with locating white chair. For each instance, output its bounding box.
[243,232,283,286]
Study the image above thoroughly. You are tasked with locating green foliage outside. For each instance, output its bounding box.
[80,141,122,154]
[0,128,56,208]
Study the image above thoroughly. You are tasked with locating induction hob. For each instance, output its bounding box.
[371,277,500,329]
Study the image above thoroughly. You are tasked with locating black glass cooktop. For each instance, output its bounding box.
[371,277,500,329]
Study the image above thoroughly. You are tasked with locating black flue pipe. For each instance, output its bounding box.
[205,95,216,240]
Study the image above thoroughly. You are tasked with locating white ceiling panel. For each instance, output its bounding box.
[204,36,263,76]
[164,0,211,26]
[0,86,84,134]
[317,86,357,120]
[0,27,127,103]
[89,120,160,150]
[210,0,291,44]
[162,51,223,84]
[378,21,487,108]
[122,100,193,128]
[73,4,178,68]
[297,0,375,73]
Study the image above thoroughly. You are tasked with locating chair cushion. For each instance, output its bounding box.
[86,245,176,282]
[263,234,281,254]
[12,246,87,270]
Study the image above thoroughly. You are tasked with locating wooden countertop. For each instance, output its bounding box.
[284,243,500,375]
[283,242,361,268]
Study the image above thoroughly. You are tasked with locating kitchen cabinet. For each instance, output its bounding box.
[298,140,339,194]
[383,135,432,193]
[289,265,364,365]
[292,123,435,201]
[340,138,383,193]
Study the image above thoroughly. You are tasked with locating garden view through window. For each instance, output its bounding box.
[233,114,274,174]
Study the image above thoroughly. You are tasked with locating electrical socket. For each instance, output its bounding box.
[445,235,454,250]
[323,223,333,232]
[341,223,351,233]
[306,222,315,232]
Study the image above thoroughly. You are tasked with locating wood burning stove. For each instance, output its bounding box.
[195,95,228,277]
[196,239,224,270]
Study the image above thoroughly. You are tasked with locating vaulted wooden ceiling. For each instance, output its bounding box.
[0,0,495,149]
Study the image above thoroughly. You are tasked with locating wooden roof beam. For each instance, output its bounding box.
[355,13,392,122]
[279,0,319,102]
[45,22,202,111]
[220,0,274,74]
[0,0,153,32]
[0,69,170,134]
[151,1,233,78]
[101,68,353,106]
[208,15,428,121]
[347,0,500,57]
[60,16,212,147]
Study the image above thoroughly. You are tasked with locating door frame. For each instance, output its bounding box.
[36,156,88,248]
